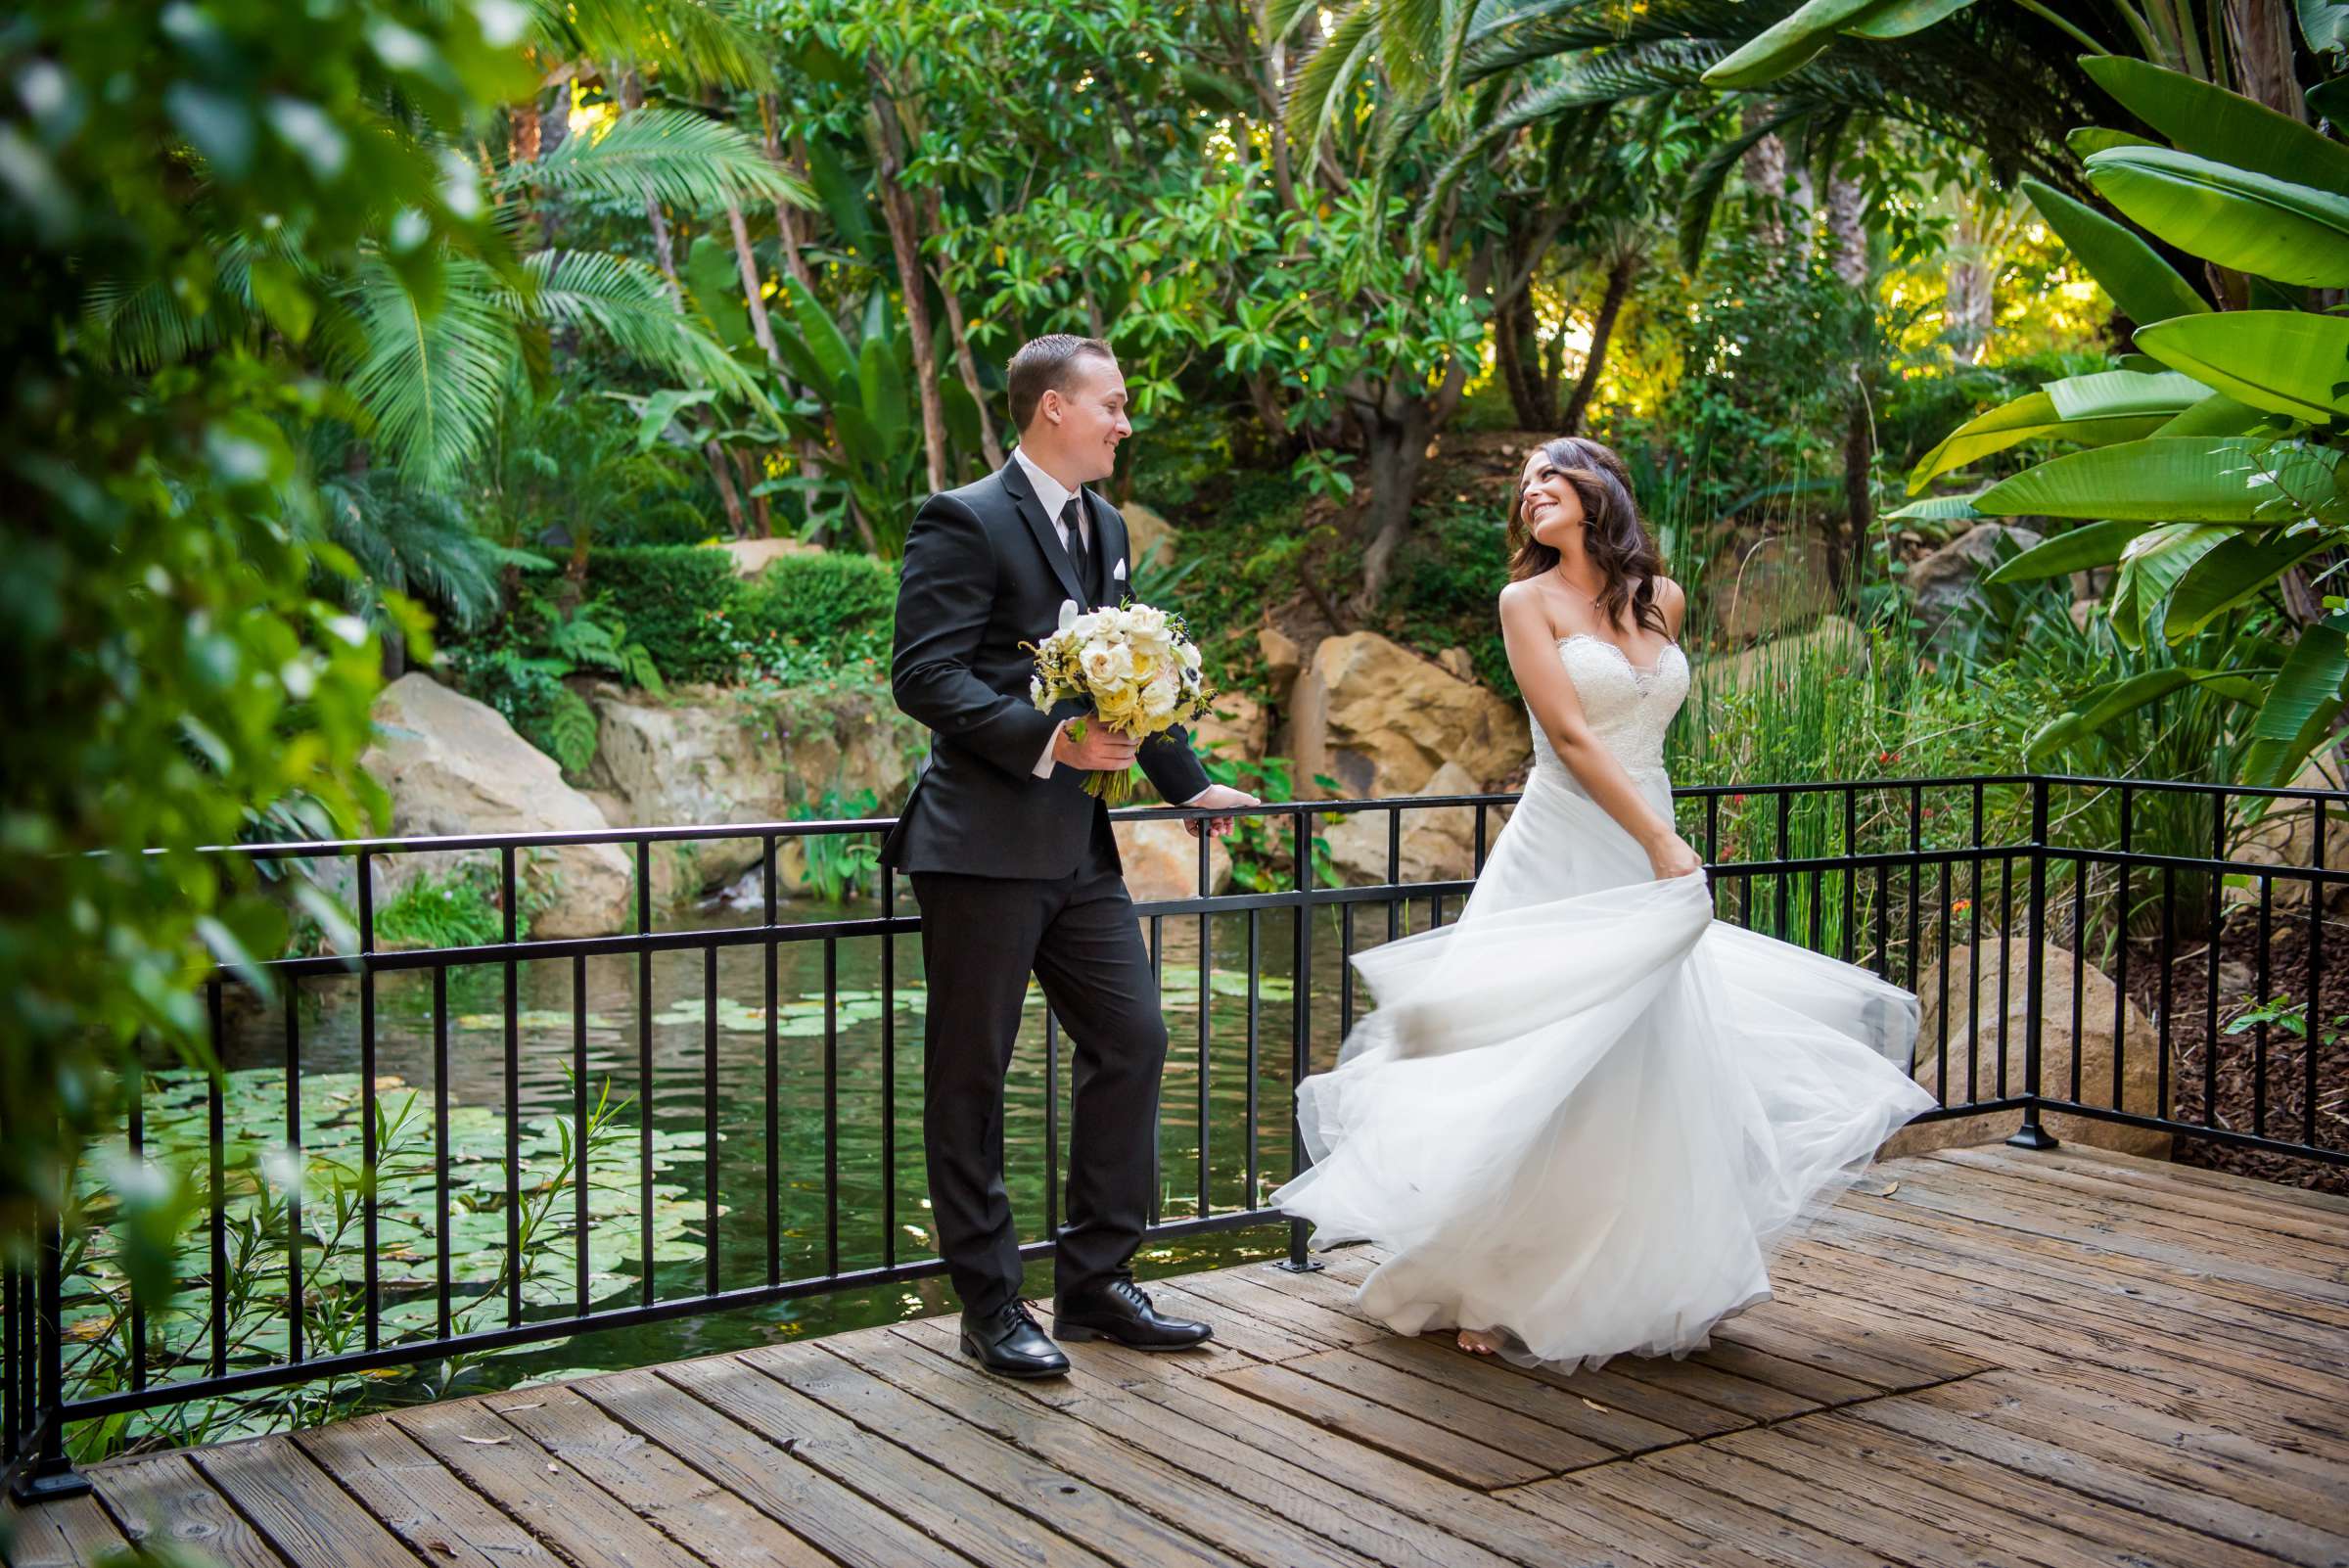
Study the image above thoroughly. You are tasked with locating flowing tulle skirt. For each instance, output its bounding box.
[1271,768,1936,1369]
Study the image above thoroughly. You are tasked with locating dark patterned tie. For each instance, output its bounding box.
[1060,494,1093,606]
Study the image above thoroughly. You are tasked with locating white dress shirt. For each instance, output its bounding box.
[1014,446,1213,805]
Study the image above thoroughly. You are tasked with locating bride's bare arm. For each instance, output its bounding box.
[1499,583,1701,878]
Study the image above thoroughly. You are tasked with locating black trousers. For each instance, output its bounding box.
[911,836,1167,1317]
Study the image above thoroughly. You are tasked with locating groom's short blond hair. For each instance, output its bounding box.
[1007,335,1116,433]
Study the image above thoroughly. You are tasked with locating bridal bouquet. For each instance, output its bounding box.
[1024,598,1217,805]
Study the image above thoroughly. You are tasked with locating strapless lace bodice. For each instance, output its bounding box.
[1528,635,1688,786]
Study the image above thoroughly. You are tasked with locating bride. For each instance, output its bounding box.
[1272,435,1934,1366]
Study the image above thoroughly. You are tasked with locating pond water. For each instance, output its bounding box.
[108,884,1435,1438]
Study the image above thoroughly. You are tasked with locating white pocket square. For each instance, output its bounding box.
[1113,559,1128,580]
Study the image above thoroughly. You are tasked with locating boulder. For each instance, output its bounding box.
[715,537,822,576]
[2231,750,2349,908]
[1192,692,1268,762]
[1908,522,2043,646]
[589,681,919,901]
[1258,623,1304,691]
[1284,632,1528,801]
[1114,816,1233,904]
[1320,761,1496,886]
[1709,533,1836,646]
[1123,503,1179,569]
[1881,937,2169,1159]
[1436,647,1475,682]
[359,674,633,940]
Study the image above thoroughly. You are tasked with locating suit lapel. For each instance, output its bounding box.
[1087,492,1128,605]
[999,459,1087,609]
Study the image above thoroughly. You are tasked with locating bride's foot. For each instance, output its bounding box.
[1457,1328,1505,1356]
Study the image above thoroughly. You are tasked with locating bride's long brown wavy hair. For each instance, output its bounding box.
[1506,436,1670,639]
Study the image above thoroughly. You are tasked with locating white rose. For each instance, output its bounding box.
[1126,605,1169,642]
[1177,640,1202,671]
[1082,641,1132,686]
[1141,673,1178,717]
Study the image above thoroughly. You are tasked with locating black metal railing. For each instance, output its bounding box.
[7,771,2345,1500]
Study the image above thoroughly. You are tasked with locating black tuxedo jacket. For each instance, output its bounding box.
[880,458,1211,879]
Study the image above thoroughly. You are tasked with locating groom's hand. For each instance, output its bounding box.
[1183,784,1258,839]
[1053,717,1139,772]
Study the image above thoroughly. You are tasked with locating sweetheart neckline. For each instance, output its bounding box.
[1556,633,1683,680]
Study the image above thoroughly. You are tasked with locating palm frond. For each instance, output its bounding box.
[1287,2,1388,161]
[530,0,773,90]
[505,108,808,211]
[1676,105,1810,270]
[516,250,773,418]
[343,254,523,485]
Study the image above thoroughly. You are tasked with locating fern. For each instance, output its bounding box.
[539,689,602,778]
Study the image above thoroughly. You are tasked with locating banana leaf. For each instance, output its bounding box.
[2067,127,2161,159]
[2109,523,2231,647]
[1883,491,1987,523]
[780,277,856,393]
[2020,178,2209,327]
[2163,528,2334,639]
[1985,520,2152,582]
[2152,391,2283,438]
[2087,147,2349,288]
[1975,436,2342,523]
[858,335,909,449]
[2135,310,2349,422]
[2252,617,2349,740]
[2042,368,2211,423]
[1702,0,1906,87]
[1908,388,2171,492]
[2082,57,2349,200]
[1845,0,1979,35]
[2025,665,2249,762]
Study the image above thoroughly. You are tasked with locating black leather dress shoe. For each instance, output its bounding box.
[959,1300,1070,1379]
[1053,1277,1214,1350]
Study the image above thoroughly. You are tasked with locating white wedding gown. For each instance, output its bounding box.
[1272,633,1935,1368]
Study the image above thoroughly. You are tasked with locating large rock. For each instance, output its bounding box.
[1123,503,1179,569]
[1708,532,1835,646]
[1881,937,2169,1159]
[1192,692,1268,762]
[1908,522,2043,646]
[589,681,919,901]
[359,674,633,939]
[1114,816,1234,904]
[1284,632,1528,801]
[2232,750,2349,908]
[1320,761,1497,886]
[715,537,822,576]
[1258,623,1303,691]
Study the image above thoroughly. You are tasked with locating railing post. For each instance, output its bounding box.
[2008,775,2059,1151]
[11,1209,91,1502]
[1279,804,1321,1273]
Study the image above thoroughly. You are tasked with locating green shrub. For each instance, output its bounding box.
[733,552,898,664]
[584,546,741,682]
[1384,504,1519,699]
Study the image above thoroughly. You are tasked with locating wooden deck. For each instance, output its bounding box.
[11,1142,2349,1568]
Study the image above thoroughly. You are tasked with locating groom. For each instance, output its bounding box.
[881,334,1257,1378]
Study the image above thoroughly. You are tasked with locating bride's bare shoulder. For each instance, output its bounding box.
[1497,577,1555,632]
[1652,576,1687,635]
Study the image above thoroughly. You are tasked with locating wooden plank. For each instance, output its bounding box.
[93,1452,287,1568]
[1824,1186,2349,1333]
[1922,1372,2349,1537]
[1496,1477,1790,1568]
[1929,1147,2349,1256]
[391,1392,715,1568]
[1708,1301,1984,1389]
[658,1350,1119,1568]
[1511,1363,1754,1440]
[1597,1353,1819,1424]
[1678,1338,1879,1407]
[192,1438,424,1567]
[1948,1143,2349,1231]
[749,1340,1285,1568]
[972,1326,1589,1568]
[1350,1337,1687,1455]
[1848,1378,2349,1568]
[1799,1207,2349,1379]
[1143,1279,1324,1361]
[488,1385,838,1568]
[2,1492,132,1568]
[1212,1360,1551,1489]
[1280,1346,1615,1470]
[1990,1360,2349,1492]
[1774,1407,2328,1568]
[843,1328,1521,1568]
[575,1363,972,1568]
[1539,1459,1910,1568]
[294,1415,572,1568]
[1174,1267,1389,1349]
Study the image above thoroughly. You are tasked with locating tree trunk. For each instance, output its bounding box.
[1353,397,1434,616]
[1742,107,1790,255]
[1562,251,1639,435]
[1830,160,1871,595]
[923,188,1004,470]
[758,96,822,296]
[2228,0,2304,120]
[865,68,949,495]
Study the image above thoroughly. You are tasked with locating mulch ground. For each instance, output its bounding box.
[2120,899,2349,1194]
